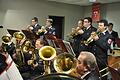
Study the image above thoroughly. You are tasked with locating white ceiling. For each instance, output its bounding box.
[47,0,120,6]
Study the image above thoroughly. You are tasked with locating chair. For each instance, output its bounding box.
[115,38,120,47]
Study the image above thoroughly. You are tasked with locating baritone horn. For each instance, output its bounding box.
[54,53,80,77]
[39,46,56,75]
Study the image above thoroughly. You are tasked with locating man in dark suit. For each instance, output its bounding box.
[108,23,119,47]
[45,19,56,35]
[77,51,100,80]
[91,19,112,79]
[78,17,97,57]
[27,17,41,34]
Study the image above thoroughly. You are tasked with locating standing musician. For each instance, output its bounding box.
[44,19,56,35]
[76,51,100,80]
[71,19,84,57]
[78,17,97,57]
[27,17,41,34]
[107,23,119,47]
[91,19,112,80]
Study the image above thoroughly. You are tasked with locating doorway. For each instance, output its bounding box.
[49,16,64,39]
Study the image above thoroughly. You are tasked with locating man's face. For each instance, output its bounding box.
[78,20,83,28]
[32,20,37,26]
[98,22,106,32]
[46,21,51,27]
[108,25,113,31]
[77,54,87,75]
[35,40,44,49]
[83,19,90,28]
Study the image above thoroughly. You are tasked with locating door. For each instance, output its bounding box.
[49,16,64,39]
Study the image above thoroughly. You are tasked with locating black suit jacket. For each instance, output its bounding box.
[78,26,97,55]
[45,27,56,35]
[91,31,112,69]
[83,71,100,80]
[32,24,41,34]
[111,30,119,47]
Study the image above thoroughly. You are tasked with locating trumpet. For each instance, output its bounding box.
[39,46,56,75]
[84,31,100,46]
[36,26,47,35]
[67,27,84,38]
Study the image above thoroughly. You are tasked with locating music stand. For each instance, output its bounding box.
[22,30,39,40]
[7,29,19,37]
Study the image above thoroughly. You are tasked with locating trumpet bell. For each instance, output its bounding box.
[39,46,56,61]
[54,53,77,74]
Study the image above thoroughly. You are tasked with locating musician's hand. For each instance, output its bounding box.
[27,60,34,65]
[93,35,99,41]
[77,29,84,34]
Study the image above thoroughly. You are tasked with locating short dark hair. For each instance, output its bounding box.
[98,19,108,26]
[108,23,113,27]
[32,17,38,22]
[84,17,92,24]
[46,19,53,23]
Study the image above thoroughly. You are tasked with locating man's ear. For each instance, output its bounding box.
[84,66,88,72]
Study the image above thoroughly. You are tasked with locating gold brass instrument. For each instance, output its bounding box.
[13,32,25,41]
[22,40,37,69]
[13,32,25,67]
[2,34,12,52]
[2,35,11,44]
[53,53,80,77]
[39,46,56,75]
[36,26,47,35]
[84,31,100,46]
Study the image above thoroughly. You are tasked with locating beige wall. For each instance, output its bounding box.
[83,3,120,37]
[0,0,84,44]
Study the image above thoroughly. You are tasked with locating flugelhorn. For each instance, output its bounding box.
[53,53,80,77]
[39,46,56,75]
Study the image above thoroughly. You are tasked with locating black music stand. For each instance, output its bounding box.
[22,30,39,40]
[7,29,19,37]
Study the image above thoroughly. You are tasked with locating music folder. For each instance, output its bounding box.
[22,30,39,40]
[7,29,19,37]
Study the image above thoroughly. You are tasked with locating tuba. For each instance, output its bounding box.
[13,32,25,67]
[39,46,56,75]
[53,53,80,77]
[2,34,12,52]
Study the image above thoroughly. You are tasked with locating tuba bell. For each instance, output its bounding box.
[2,34,12,44]
[39,46,56,75]
[53,53,78,76]
[13,32,25,41]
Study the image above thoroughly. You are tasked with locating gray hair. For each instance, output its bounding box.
[80,51,97,71]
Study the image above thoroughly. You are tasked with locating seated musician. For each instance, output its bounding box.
[76,51,100,80]
[29,39,45,76]
[1,34,16,61]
